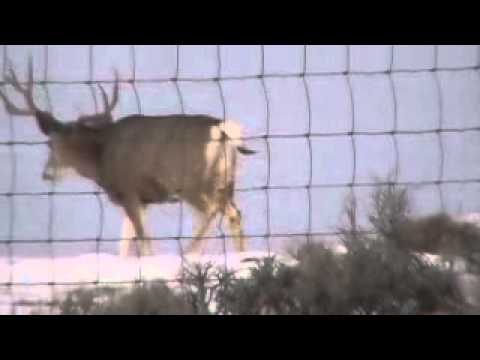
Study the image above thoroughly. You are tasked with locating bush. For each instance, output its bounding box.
[56,282,194,315]
[48,183,479,315]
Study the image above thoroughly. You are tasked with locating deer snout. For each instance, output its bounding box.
[42,168,55,181]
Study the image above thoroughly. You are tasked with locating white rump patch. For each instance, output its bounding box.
[218,120,244,148]
[205,120,245,181]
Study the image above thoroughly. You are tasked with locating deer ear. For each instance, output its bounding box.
[35,111,63,135]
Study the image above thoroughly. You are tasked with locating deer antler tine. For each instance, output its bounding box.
[0,86,36,116]
[24,56,40,113]
[97,82,109,114]
[27,56,34,85]
[108,69,119,113]
[0,90,12,109]
[7,64,23,93]
[26,57,34,87]
[6,61,32,100]
[0,57,40,116]
[7,60,16,81]
[97,70,119,115]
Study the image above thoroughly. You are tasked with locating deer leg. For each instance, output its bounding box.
[136,207,151,256]
[123,199,152,257]
[224,201,246,252]
[120,206,148,257]
[120,214,135,257]
[188,212,218,254]
[187,200,219,254]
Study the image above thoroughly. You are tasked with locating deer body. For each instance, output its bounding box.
[98,115,232,205]
[95,115,252,256]
[0,59,255,257]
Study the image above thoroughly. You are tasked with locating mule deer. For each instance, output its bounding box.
[0,58,256,257]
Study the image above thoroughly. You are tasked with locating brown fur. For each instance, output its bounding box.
[0,60,256,257]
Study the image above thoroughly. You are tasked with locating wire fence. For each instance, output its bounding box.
[0,45,479,314]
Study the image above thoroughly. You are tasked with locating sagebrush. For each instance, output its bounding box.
[42,184,480,315]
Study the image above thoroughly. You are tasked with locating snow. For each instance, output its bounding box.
[0,251,297,314]
[2,212,480,314]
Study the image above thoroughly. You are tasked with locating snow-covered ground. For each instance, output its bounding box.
[0,249,478,315]
[2,213,479,315]
[1,45,479,314]
[0,250,298,315]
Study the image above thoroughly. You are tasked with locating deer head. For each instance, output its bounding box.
[0,57,119,183]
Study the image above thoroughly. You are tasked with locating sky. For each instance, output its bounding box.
[0,45,479,259]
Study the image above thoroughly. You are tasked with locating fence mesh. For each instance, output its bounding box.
[0,45,479,314]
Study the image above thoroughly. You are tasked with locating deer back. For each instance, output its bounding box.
[97,114,239,204]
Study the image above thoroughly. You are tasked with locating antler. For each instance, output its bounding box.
[0,56,41,116]
[77,70,119,129]
[97,70,119,115]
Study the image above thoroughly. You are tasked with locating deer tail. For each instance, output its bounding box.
[217,120,257,155]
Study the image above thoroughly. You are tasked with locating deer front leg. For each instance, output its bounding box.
[120,208,150,257]
[122,199,152,257]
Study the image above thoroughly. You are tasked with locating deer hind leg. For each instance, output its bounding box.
[186,195,220,254]
[224,201,246,252]
[122,199,152,257]
[188,209,218,255]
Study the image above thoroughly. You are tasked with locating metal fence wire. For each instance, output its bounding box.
[0,45,479,314]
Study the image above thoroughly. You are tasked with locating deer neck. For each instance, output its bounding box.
[67,137,103,186]
[76,160,101,185]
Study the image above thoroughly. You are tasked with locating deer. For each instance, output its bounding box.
[0,58,256,257]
